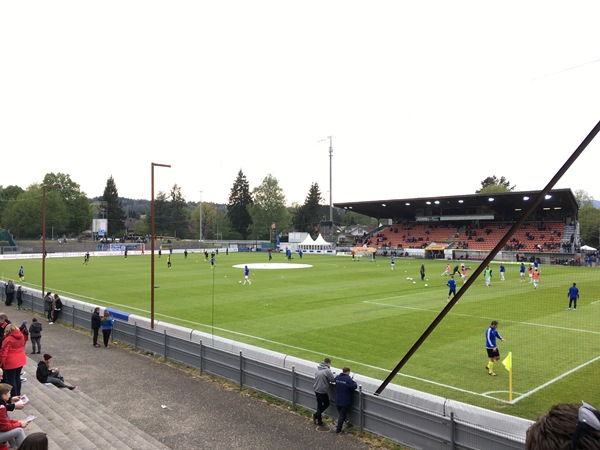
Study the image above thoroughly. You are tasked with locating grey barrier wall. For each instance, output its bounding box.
[1,286,531,450]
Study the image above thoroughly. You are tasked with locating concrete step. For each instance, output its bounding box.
[11,357,170,450]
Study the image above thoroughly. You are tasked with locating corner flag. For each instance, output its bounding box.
[502,352,512,371]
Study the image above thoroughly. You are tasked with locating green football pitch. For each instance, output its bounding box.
[2,251,599,420]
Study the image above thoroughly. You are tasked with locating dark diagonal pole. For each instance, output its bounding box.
[375,119,600,395]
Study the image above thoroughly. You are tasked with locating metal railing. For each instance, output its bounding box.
[3,287,528,450]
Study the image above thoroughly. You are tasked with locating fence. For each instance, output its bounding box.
[2,286,530,450]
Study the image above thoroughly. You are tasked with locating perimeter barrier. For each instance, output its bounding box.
[1,286,531,450]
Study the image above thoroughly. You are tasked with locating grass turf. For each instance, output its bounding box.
[2,251,599,420]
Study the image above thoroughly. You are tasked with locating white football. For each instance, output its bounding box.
[413,281,416,284]
[239,281,242,284]
[425,284,428,287]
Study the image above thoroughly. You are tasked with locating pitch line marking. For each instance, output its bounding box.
[512,355,600,403]
[364,301,600,335]
[30,284,598,403]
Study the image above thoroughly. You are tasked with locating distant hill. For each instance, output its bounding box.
[594,200,600,209]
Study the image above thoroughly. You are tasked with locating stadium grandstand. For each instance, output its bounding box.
[335,188,581,264]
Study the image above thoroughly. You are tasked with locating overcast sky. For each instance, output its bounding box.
[2,1,600,206]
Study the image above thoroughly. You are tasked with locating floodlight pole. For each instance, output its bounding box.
[151,162,171,330]
[328,136,333,222]
[199,191,203,242]
[41,185,59,297]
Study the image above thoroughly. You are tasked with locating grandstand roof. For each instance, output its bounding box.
[334,188,578,222]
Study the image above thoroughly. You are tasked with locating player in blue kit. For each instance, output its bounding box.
[485,320,506,376]
[519,262,526,282]
[567,283,579,310]
[447,275,457,302]
[242,265,252,285]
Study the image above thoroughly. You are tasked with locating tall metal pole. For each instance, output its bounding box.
[41,185,58,297]
[328,136,333,222]
[42,188,47,297]
[151,163,171,330]
[199,191,203,241]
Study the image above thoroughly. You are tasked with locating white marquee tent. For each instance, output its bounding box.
[298,233,332,252]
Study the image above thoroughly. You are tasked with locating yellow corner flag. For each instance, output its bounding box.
[502,351,512,371]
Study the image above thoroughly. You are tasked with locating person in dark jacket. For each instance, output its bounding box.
[91,307,101,348]
[15,287,25,311]
[312,358,335,426]
[27,319,42,355]
[52,294,62,324]
[43,293,53,323]
[3,281,15,307]
[36,354,75,390]
[334,366,357,434]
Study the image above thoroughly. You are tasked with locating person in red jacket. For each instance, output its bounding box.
[0,325,27,397]
[0,383,28,448]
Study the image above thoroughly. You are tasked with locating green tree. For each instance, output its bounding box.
[227,170,253,239]
[0,185,25,229]
[42,173,91,236]
[574,189,594,208]
[249,174,290,240]
[191,202,220,240]
[293,183,323,234]
[101,176,126,238]
[341,210,377,227]
[476,176,515,194]
[576,190,599,248]
[578,205,600,248]
[167,184,189,238]
[134,215,150,236]
[2,185,68,239]
[154,191,170,235]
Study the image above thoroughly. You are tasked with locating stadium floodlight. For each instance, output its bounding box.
[41,185,59,297]
[151,162,171,330]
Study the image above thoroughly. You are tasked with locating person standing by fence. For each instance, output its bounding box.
[334,367,357,434]
[43,293,53,323]
[100,312,114,349]
[52,294,63,324]
[91,307,101,348]
[312,358,334,426]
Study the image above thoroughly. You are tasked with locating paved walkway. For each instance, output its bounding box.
[8,307,373,449]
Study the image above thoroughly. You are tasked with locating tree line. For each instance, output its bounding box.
[0,170,374,241]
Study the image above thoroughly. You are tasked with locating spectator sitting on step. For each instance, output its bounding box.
[0,369,25,413]
[0,383,28,448]
[35,354,76,390]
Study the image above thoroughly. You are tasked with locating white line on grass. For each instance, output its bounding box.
[364,301,600,335]
[365,298,600,402]
[511,355,600,403]
[33,285,597,403]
